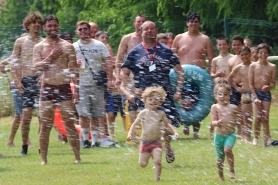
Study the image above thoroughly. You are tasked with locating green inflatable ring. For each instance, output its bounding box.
[169,64,214,126]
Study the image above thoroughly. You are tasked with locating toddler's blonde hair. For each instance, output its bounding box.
[141,86,167,103]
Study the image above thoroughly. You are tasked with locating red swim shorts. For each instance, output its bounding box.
[140,140,162,153]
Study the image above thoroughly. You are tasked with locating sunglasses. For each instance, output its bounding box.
[78,27,88,32]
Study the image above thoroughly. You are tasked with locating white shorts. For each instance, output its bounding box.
[75,85,104,118]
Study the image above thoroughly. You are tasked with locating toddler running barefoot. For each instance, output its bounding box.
[210,80,240,182]
[127,86,179,181]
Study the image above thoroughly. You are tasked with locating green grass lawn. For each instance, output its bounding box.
[1,105,278,185]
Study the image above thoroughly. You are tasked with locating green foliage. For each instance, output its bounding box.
[1,0,278,57]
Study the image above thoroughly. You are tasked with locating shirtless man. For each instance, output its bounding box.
[227,35,244,138]
[228,46,253,142]
[172,12,214,139]
[89,22,99,39]
[249,43,276,147]
[9,13,44,155]
[115,14,146,125]
[33,15,80,164]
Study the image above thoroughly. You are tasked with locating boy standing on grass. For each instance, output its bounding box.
[211,79,240,182]
[210,36,233,82]
[249,43,276,147]
[127,86,179,181]
[228,46,253,143]
[227,35,244,138]
[209,36,233,135]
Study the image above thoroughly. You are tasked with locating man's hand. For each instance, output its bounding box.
[50,46,63,61]
[16,82,24,94]
[262,85,270,92]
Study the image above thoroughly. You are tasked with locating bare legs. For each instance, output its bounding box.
[6,115,21,147]
[217,146,235,182]
[21,107,33,145]
[139,148,162,181]
[39,100,80,164]
[6,114,34,147]
[183,123,200,139]
[241,103,252,142]
[253,101,271,146]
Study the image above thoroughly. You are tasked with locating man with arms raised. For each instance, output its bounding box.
[115,14,146,127]
[172,12,214,139]
[121,21,184,163]
[9,13,44,155]
[33,15,80,164]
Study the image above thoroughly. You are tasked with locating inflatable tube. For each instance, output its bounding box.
[53,83,90,138]
[169,65,214,126]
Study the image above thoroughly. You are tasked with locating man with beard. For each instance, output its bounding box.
[33,15,80,165]
[73,21,114,148]
[121,21,184,163]
[9,13,44,155]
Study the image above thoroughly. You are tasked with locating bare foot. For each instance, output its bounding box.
[252,138,258,146]
[28,144,35,148]
[230,173,236,179]
[6,141,15,147]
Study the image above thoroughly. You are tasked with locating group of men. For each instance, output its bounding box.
[1,10,272,165]
[0,11,216,164]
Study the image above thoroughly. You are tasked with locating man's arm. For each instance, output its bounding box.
[10,38,24,92]
[67,44,79,100]
[227,66,243,92]
[206,37,214,73]
[0,60,11,82]
[248,64,258,100]
[173,64,184,100]
[171,34,181,53]
[33,44,63,71]
[104,56,113,89]
[120,67,136,103]
[115,36,129,85]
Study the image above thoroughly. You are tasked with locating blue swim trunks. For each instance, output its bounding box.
[255,89,271,102]
[11,82,22,115]
[106,93,124,117]
[230,86,241,106]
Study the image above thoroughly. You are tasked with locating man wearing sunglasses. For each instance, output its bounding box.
[73,21,115,148]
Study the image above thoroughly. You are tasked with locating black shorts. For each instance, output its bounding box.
[21,76,40,108]
[40,83,72,103]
